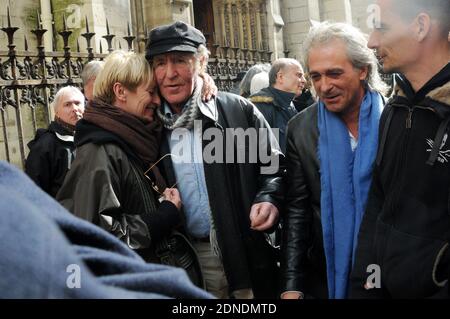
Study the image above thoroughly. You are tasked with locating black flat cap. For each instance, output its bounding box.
[145,21,206,60]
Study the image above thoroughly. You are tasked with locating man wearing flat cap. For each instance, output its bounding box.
[146,21,284,299]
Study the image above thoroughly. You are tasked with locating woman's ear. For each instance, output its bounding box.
[112,82,127,103]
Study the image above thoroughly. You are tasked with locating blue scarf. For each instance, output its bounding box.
[318,90,383,299]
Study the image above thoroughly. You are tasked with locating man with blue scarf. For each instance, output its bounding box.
[280,22,388,299]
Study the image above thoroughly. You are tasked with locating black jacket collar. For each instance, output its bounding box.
[395,62,450,104]
[75,119,143,166]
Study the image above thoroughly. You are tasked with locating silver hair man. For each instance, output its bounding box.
[303,21,388,95]
[80,60,104,101]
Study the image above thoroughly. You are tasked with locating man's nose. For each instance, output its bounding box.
[300,75,306,85]
[73,104,84,114]
[166,61,178,79]
[319,77,333,93]
[368,31,379,49]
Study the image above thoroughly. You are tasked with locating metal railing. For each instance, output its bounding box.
[0,9,273,169]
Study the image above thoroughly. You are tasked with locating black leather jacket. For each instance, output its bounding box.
[159,91,285,298]
[281,103,328,298]
[57,121,204,288]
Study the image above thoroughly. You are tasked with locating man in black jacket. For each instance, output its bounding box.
[249,58,306,153]
[146,21,284,299]
[350,0,450,299]
[280,22,387,299]
[25,86,85,197]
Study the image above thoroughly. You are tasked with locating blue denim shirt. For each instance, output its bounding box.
[164,102,212,238]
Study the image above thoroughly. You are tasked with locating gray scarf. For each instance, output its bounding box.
[157,77,203,130]
[157,77,222,260]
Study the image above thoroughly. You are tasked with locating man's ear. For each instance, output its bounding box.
[112,82,126,102]
[415,13,431,42]
[359,65,369,81]
[276,71,284,84]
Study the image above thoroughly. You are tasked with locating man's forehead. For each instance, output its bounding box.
[376,0,401,19]
[153,51,195,60]
[61,92,83,103]
[283,62,302,72]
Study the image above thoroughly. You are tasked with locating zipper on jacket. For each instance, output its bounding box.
[389,104,436,224]
[388,105,413,225]
[404,105,436,129]
[406,108,413,129]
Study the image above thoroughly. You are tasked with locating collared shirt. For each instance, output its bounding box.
[164,101,212,238]
[349,131,358,152]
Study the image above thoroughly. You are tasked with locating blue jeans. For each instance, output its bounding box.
[0,161,212,299]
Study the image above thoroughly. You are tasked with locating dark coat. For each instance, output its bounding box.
[249,86,298,153]
[159,92,285,298]
[292,89,316,113]
[57,121,204,287]
[25,121,75,197]
[280,103,328,299]
[350,65,450,299]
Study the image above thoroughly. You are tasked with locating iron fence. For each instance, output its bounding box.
[0,10,272,169]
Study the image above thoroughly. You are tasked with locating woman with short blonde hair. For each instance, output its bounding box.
[58,50,205,289]
[94,51,152,104]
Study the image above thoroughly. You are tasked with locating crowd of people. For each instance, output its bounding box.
[2,0,449,299]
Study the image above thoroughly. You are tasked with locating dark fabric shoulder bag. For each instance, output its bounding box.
[129,160,205,289]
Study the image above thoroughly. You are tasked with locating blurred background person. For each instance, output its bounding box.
[80,60,104,102]
[239,63,270,98]
[249,58,306,153]
[230,71,246,95]
[250,71,270,96]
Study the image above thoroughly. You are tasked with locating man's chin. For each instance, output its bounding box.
[381,61,396,74]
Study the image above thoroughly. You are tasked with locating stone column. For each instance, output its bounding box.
[141,0,192,31]
[281,0,318,61]
[245,0,253,49]
[255,1,262,50]
[40,0,53,52]
[226,0,236,48]
[218,0,227,46]
[265,0,285,60]
[236,2,245,48]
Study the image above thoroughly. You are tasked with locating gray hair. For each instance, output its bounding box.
[80,60,104,85]
[51,86,84,112]
[239,63,271,97]
[269,58,302,86]
[195,44,210,74]
[303,21,388,95]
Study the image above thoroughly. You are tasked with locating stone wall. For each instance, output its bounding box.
[143,0,194,31]
[281,0,375,65]
[349,0,373,34]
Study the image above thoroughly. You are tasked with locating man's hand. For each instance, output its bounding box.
[281,291,304,299]
[249,202,279,231]
[200,73,218,101]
